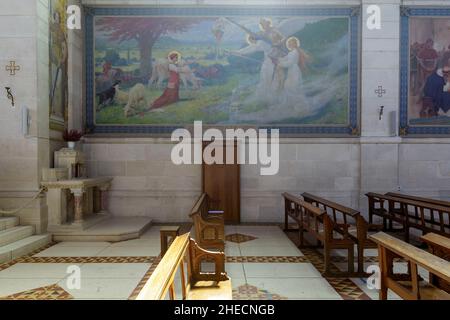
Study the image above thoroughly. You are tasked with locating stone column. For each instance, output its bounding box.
[71,188,85,223]
[93,187,101,213]
[98,184,110,214]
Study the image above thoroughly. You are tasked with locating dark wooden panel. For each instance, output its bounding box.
[202,141,240,224]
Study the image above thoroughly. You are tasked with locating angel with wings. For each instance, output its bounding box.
[226,17,312,106]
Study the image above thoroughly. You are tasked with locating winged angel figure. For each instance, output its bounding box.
[226,17,316,115]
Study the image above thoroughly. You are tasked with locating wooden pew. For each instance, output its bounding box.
[420,233,450,293]
[137,232,232,300]
[302,192,380,275]
[366,192,450,242]
[370,232,450,300]
[386,192,450,208]
[189,193,225,251]
[282,192,354,277]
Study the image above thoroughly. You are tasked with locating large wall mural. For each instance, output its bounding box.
[401,7,450,135]
[85,7,359,134]
[49,0,68,130]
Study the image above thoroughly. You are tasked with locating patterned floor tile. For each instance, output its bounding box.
[128,256,161,300]
[0,284,73,300]
[226,233,257,244]
[9,256,156,264]
[0,242,56,272]
[226,256,308,263]
[232,284,287,300]
[283,228,372,300]
[326,278,371,300]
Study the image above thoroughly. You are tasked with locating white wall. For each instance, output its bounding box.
[0,0,50,232]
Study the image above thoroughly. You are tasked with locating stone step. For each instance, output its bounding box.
[0,225,35,247]
[0,216,19,231]
[0,234,52,264]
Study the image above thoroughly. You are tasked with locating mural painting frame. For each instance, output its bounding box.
[400,7,450,136]
[85,6,360,136]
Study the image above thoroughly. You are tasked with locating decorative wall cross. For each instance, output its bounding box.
[5,61,20,75]
[375,85,386,97]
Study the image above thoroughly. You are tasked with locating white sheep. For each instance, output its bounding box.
[124,83,147,117]
[115,85,129,105]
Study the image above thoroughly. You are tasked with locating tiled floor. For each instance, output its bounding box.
[0,224,410,300]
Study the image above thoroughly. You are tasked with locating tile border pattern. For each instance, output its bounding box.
[283,228,371,300]
[226,256,309,263]
[0,242,56,272]
[128,256,162,300]
[1,284,73,300]
[232,284,288,300]
[13,256,156,264]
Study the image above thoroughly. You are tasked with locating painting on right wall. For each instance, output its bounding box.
[401,8,450,135]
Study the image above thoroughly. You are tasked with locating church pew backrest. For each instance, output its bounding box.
[386,192,450,209]
[370,232,450,300]
[302,192,359,224]
[420,232,450,293]
[302,192,378,274]
[282,192,355,276]
[366,192,450,241]
[137,232,231,300]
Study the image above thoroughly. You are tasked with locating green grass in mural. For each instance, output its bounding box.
[96,73,250,125]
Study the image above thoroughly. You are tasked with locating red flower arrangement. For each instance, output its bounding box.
[63,129,83,142]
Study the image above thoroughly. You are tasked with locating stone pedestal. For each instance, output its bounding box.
[54,148,85,179]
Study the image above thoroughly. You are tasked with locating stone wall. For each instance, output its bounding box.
[0,0,49,232]
[80,0,450,224]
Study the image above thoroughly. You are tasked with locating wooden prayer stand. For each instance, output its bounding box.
[137,233,232,300]
[160,226,180,257]
[189,193,225,251]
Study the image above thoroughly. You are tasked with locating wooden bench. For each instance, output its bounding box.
[366,192,450,242]
[386,192,450,208]
[420,233,450,293]
[137,232,232,300]
[189,193,225,251]
[370,232,450,300]
[283,192,354,277]
[302,192,380,275]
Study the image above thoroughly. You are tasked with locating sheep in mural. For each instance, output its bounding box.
[148,59,202,90]
[114,85,129,105]
[124,83,147,117]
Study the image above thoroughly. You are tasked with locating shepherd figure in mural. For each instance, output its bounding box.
[149,51,184,111]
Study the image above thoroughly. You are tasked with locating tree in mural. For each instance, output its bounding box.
[96,17,201,77]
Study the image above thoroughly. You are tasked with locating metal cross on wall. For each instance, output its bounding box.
[375,85,386,97]
[5,61,20,75]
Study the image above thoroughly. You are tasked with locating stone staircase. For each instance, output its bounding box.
[0,216,51,264]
